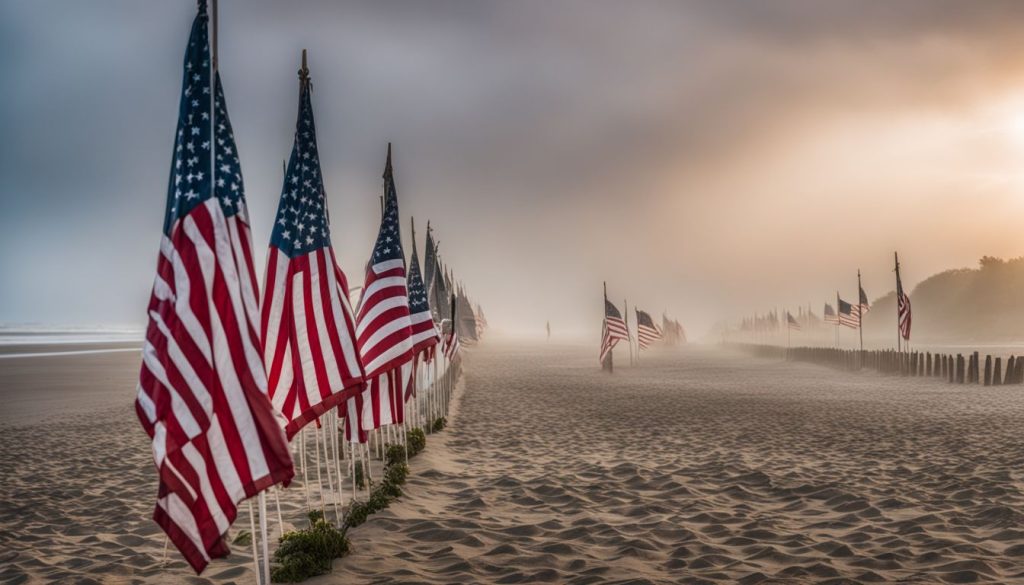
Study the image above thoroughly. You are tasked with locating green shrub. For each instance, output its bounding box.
[384,463,408,486]
[384,443,406,467]
[431,417,447,433]
[345,500,372,528]
[407,428,426,455]
[232,530,252,546]
[270,513,349,583]
[353,460,365,491]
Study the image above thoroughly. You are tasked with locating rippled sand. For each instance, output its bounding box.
[334,343,1024,584]
[4,342,1024,584]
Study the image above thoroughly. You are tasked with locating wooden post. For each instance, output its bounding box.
[1006,356,1016,385]
[956,354,964,383]
[984,355,992,386]
[993,357,1002,386]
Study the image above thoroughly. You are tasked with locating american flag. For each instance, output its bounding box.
[896,255,912,341]
[260,58,365,440]
[600,298,629,363]
[136,5,293,573]
[362,362,412,429]
[787,311,801,330]
[858,283,871,315]
[443,293,460,359]
[354,145,414,433]
[837,298,859,329]
[355,144,414,378]
[407,231,440,359]
[403,235,439,401]
[423,223,445,321]
[635,309,662,349]
[823,303,838,324]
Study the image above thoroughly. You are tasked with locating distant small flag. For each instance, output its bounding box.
[896,256,912,341]
[824,303,838,324]
[443,323,460,359]
[858,284,870,315]
[404,225,440,402]
[787,311,801,330]
[443,294,460,359]
[406,226,440,360]
[837,298,859,329]
[635,309,662,349]
[600,299,629,363]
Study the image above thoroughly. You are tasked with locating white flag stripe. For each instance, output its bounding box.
[324,249,363,376]
[309,251,344,392]
[186,211,272,483]
[355,283,409,337]
[290,273,322,415]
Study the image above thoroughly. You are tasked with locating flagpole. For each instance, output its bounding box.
[894,252,901,354]
[624,298,633,366]
[787,312,791,349]
[602,282,612,373]
[857,269,864,353]
[835,292,840,348]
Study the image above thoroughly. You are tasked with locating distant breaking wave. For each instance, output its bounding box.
[0,325,144,346]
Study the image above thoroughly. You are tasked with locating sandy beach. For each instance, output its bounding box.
[4,342,1024,584]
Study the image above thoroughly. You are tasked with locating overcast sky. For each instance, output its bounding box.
[4,1,1024,338]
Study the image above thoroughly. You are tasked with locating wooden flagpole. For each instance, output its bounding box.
[624,298,633,366]
[857,269,864,353]
[835,291,840,348]
[602,282,613,373]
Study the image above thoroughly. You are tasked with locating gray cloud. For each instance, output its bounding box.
[3,1,1024,336]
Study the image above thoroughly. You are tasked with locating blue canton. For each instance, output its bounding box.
[213,76,247,221]
[371,147,405,267]
[407,241,430,313]
[164,6,213,235]
[270,79,331,257]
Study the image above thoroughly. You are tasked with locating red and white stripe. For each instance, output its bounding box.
[838,310,860,329]
[409,310,440,360]
[341,392,368,444]
[261,245,364,439]
[355,257,415,434]
[600,316,628,363]
[136,199,294,573]
[443,324,460,360]
[637,324,662,350]
[356,258,414,380]
[898,291,912,341]
[360,360,412,431]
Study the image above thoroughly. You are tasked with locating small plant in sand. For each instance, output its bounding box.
[407,427,426,455]
[384,462,408,486]
[431,416,447,432]
[384,443,406,467]
[353,460,366,490]
[232,529,252,546]
[344,462,409,528]
[270,510,349,583]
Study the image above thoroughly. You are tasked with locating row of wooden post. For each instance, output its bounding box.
[728,343,1024,386]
